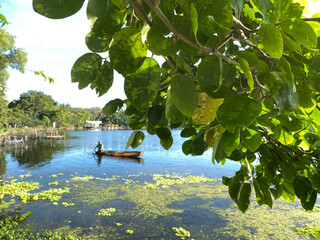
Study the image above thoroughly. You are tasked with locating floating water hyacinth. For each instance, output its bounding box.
[72,175,95,181]
[62,202,75,207]
[126,229,133,234]
[172,227,190,239]
[50,174,58,178]
[143,173,214,189]
[48,181,58,186]
[18,173,32,180]
[97,208,116,216]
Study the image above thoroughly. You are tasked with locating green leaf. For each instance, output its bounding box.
[278,57,293,83]
[165,86,186,124]
[157,127,171,140]
[160,136,173,150]
[91,61,113,96]
[221,128,240,157]
[124,58,160,109]
[181,127,196,138]
[241,125,261,152]
[238,57,254,92]
[126,130,145,149]
[191,93,223,125]
[253,178,273,208]
[87,0,127,37]
[148,105,165,126]
[275,1,303,20]
[102,99,123,115]
[282,32,302,54]
[217,95,262,132]
[282,160,296,183]
[170,75,198,116]
[191,130,208,156]
[206,0,233,29]
[296,82,316,113]
[71,53,102,89]
[212,135,226,164]
[190,3,198,42]
[229,182,252,213]
[85,31,111,53]
[257,23,283,59]
[33,0,85,19]
[196,55,223,97]
[147,26,174,56]
[182,140,192,155]
[250,0,272,20]
[204,125,224,147]
[293,177,317,210]
[109,27,147,75]
[267,72,298,114]
[280,19,317,48]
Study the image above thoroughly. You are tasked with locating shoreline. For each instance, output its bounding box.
[0,126,131,144]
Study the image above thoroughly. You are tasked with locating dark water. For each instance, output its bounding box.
[0,130,317,239]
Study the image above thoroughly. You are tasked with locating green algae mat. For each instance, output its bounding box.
[0,171,319,239]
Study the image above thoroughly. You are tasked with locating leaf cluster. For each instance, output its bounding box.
[32,0,320,212]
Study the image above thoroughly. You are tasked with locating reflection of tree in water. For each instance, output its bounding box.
[0,151,7,178]
[7,139,67,168]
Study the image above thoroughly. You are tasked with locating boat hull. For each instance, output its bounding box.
[96,151,144,158]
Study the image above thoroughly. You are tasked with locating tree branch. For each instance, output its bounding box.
[128,0,153,27]
[143,0,241,67]
[232,16,258,34]
[301,18,320,22]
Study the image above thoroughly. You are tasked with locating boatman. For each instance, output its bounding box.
[94,141,103,153]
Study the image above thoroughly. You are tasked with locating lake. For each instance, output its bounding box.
[0,130,319,239]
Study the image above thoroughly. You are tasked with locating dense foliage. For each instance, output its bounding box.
[33,0,320,212]
[6,90,128,128]
[7,90,93,128]
[0,28,27,128]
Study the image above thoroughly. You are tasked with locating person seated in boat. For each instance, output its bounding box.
[94,141,103,153]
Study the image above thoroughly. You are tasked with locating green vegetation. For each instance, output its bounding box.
[172,227,190,239]
[0,212,81,240]
[295,225,320,239]
[97,208,116,216]
[32,0,320,212]
[0,28,27,129]
[3,90,129,129]
[1,172,319,239]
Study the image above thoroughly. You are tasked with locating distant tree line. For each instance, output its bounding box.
[5,90,129,129]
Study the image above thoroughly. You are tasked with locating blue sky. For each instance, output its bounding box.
[2,0,320,108]
[2,0,125,108]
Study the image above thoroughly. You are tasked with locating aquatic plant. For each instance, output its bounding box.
[126,229,133,234]
[97,208,116,216]
[18,173,32,180]
[0,212,82,239]
[50,174,58,178]
[172,227,190,239]
[0,180,40,203]
[144,173,214,189]
[49,181,59,186]
[62,202,75,207]
[72,175,95,181]
[295,225,320,239]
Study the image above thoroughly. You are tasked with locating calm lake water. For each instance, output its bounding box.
[0,130,319,239]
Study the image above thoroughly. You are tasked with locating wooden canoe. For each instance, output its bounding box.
[96,150,144,158]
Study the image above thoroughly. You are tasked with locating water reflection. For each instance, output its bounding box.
[2,138,67,168]
[0,152,6,184]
